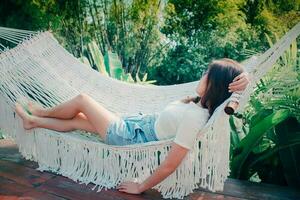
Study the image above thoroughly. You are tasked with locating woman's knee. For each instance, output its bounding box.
[75,93,101,114]
[77,93,90,100]
[75,93,91,104]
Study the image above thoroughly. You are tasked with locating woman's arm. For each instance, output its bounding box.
[117,142,189,194]
[228,72,251,92]
[180,72,250,103]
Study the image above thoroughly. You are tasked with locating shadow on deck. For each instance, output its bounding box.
[0,139,299,200]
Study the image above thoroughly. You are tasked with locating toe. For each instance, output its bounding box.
[15,103,22,112]
[15,104,26,117]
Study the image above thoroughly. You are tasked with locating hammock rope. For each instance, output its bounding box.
[0,23,299,199]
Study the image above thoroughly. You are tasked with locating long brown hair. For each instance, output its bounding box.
[194,58,244,116]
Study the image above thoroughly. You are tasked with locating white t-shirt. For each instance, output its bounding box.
[154,100,210,150]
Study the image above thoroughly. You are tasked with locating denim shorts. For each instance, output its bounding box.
[105,113,159,145]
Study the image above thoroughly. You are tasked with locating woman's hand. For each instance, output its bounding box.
[117,181,143,194]
[117,143,188,195]
[228,72,251,92]
[118,142,189,194]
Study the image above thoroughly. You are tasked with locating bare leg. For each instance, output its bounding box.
[28,97,82,119]
[16,93,120,140]
[16,104,98,134]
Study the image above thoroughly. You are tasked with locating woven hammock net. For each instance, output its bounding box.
[0,23,299,199]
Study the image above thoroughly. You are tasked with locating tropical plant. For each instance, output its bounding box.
[79,41,156,85]
[230,38,300,187]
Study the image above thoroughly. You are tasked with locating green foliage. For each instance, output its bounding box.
[0,0,57,30]
[79,40,156,85]
[149,0,300,84]
[88,41,108,76]
[82,0,165,77]
[148,45,207,85]
[244,0,300,43]
[275,117,300,187]
[1,0,299,86]
[104,51,123,79]
[231,109,290,178]
[230,38,300,186]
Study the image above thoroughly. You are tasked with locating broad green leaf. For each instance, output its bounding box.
[242,118,300,183]
[104,50,123,79]
[230,116,242,147]
[88,41,108,76]
[230,109,290,178]
[113,68,124,80]
[276,117,300,187]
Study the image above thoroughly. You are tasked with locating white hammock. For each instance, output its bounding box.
[0,23,299,199]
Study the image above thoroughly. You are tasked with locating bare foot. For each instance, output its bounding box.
[28,101,45,117]
[15,103,37,130]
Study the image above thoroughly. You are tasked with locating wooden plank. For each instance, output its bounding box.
[37,175,153,200]
[37,175,244,200]
[21,190,67,200]
[0,139,38,169]
[0,176,31,196]
[201,177,300,200]
[1,139,300,200]
[0,196,19,200]
[0,160,55,188]
[0,151,38,169]
[189,192,246,200]
[0,139,245,199]
[0,176,66,200]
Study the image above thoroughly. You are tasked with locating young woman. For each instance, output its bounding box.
[15,58,249,195]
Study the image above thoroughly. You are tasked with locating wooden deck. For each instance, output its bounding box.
[0,139,299,200]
